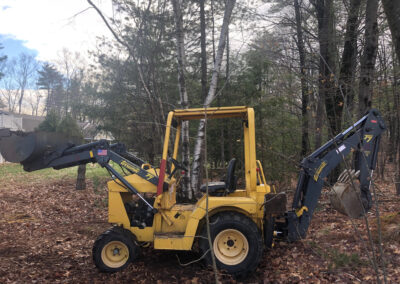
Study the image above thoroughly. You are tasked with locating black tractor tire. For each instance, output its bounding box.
[199,212,263,278]
[92,226,139,273]
[264,216,274,249]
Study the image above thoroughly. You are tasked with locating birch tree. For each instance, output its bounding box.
[199,0,207,101]
[190,0,236,193]
[171,0,192,199]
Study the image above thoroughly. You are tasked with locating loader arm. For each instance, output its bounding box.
[0,134,160,213]
[49,140,161,212]
[284,109,385,242]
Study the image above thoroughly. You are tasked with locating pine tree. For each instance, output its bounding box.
[37,63,64,113]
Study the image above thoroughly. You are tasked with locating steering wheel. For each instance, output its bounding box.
[167,157,188,179]
[168,157,188,171]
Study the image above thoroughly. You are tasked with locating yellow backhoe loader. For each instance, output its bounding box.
[0,106,385,278]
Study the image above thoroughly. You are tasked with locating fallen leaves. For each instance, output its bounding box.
[0,167,399,283]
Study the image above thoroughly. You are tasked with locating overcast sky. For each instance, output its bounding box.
[0,0,113,62]
[0,0,275,69]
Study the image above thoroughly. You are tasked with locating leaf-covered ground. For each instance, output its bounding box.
[0,164,399,283]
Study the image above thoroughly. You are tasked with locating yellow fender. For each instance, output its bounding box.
[177,196,258,250]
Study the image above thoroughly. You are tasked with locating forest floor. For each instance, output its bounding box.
[0,163,399,283]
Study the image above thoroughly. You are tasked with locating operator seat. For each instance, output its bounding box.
[200,158,237,196]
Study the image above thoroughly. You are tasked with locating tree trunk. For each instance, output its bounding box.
[393,42,400,196]
[337,0,362,116]
[211,0,216,64]
[18,89,24,114]
[358,0,379,116]
[172,0,192,200]
[382,0,400,65]
[76,164,86,190]
[200,0,207,101]
[316,0,339,136]
[313,0,327,148]
[191,0,236,194]
[397,142,400,196]
[314,94,324,148]
[294,0,309,156]
[313,0,340,181]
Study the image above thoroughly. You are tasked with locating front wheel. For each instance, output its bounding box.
[93,227,139,273]
[199,212,263,278]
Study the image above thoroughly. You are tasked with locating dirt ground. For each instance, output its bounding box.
[0,166,399,283]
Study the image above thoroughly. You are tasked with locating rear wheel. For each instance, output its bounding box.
[264,216,274,249]
[93,227,139,273]
[199,212,263,278]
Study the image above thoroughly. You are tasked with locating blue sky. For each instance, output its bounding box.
[0,35,38,60]
[0,0,112,62]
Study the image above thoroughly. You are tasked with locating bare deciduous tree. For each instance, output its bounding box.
[15,53,37,114]
[0,60,19,112]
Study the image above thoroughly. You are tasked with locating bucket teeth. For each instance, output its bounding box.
[337,169,360,183]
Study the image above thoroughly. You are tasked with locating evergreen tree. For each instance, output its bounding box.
[37,63,64,113]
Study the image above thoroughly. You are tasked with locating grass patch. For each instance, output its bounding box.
[328,249,365,270]
[0,162,110,184]
[309,241,367,270]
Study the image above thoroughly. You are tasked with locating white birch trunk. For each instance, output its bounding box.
[190,0,236,194]
[172,0,192,199]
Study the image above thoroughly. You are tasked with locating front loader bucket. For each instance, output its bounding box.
[0,129,79,171]
[329,182,365,219]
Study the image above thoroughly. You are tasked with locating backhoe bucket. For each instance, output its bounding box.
[329,169,365,218]
[329,183,365,218]
[0,129,79,172]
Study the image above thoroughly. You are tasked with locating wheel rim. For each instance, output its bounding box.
[101,241,129,268]
[213,229,249,265]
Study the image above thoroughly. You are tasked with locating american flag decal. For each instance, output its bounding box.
[97,149,108,156]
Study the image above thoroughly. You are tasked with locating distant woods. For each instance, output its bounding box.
[1,0,400,196]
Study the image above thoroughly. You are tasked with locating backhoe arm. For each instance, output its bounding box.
[285,109,385,241]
